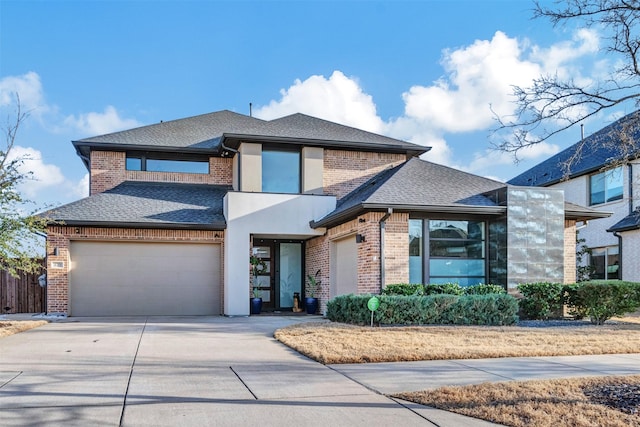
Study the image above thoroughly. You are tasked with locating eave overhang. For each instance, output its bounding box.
[47,219,227,231]
[220,133,429,157]
[310,203,506,229]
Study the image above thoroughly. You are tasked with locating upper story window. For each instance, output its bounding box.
[590,166,623,205]
[126,154,209,174]
[262,149,300,193]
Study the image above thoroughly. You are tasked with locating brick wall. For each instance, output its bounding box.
[45,226,224,315]
[90,151,126,194]
[323,150,405,199]
[307,212,409,313]
[564,220,577,284]
[90,151,233,194]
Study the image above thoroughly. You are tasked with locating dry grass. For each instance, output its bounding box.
[394,375,640,427]
[0,320,48,338]
[274,320,640,364]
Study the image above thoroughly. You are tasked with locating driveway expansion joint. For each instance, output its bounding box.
[0,371,22,388]
[229,366,258,400]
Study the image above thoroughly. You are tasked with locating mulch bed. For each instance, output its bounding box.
[584,383,640,416]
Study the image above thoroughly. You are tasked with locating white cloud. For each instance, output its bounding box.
[466,141,560,175]
[6,146,66,199]
[402,31,542,133]
[0,71,49,116]
[254,71,385,133]
[75,173,90,198]
[64,105,141,136]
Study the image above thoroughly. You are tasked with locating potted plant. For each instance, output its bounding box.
[250,255,267,315]
[250,286,262,315]
[306,270,320,315]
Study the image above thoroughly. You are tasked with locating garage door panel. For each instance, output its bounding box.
[70,242,221,316]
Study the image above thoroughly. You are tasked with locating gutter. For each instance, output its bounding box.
[379,208,393,293]
[47,220,227,231]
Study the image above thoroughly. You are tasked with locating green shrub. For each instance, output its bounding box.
[424,283,465,295]
[464,283,506,295]
[517,282,565,320]
[325,294,519,326]
[564,280,640,325]
[381,283,424,296]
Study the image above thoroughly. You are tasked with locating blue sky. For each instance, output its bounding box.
[0,0,633,208]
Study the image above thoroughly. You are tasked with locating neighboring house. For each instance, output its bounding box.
[509,111,640,282]
[45,110,604,316]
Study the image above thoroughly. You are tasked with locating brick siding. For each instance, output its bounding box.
[90,151,233,194]
[564,220,577,284]
[323,149,405,199]
[45,226,224,315]
[307,212,409,313]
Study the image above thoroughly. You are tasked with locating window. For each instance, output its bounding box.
[125,154,209,174]
[262,149,300,193]
[590,246,619,280]
[408,219,486,286]
[409,219,423,283]
[590,167,623,205]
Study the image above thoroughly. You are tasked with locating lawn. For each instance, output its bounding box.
[394,375,640,427]
[274,319,640,364]
[0,320,48,338]
[275,316,640,426]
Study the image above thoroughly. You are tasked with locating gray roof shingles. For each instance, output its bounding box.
[608,208,640,232]
[509,110,640,187]
[313,158,507,227]
[74,110,426,153]
[45,181,229,229]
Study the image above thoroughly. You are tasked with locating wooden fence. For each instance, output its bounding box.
[0,261,46,314]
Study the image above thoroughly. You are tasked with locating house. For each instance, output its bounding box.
[45,110,605,316]
[509,111,640,282]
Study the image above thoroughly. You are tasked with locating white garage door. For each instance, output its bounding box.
[69,241,221,316]
[333,235,358,297]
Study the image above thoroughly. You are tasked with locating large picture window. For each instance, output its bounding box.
[590,167,623,205]
[262,149,300,193]
[408,219,486,286]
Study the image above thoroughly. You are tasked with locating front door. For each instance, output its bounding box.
[252,239,303,311]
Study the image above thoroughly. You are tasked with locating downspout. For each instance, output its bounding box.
[629,163,634,215]
[614,231,623,280]
[378,207,393,293]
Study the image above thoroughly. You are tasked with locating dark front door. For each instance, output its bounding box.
[252,239,303,311]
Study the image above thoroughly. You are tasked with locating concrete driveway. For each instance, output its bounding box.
[0,316,497,427]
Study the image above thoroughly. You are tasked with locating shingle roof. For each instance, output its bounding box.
[312,158,507,227]
[607,208,640,232]
[45,181,229,229]
[509,110,640,186]
[73,110,427,156]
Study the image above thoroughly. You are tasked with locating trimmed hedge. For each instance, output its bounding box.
[325,293,519,326]
[382,283,506,297]
[518,282,565,320]
[564,281,640,325]
[518,281,640,324]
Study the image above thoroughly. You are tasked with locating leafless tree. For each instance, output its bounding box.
[494,0,640,173]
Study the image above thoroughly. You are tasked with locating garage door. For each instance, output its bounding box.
[332,235,358,297]
[69,241,221,316]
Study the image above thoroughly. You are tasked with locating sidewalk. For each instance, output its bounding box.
[330,353,640,394]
